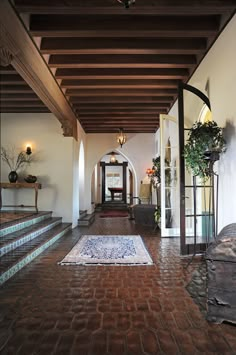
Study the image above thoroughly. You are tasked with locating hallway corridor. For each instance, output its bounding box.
[0,216,235,354]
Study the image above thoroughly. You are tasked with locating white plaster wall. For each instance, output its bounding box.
[169,14,236,230]
[85,133,155,212]
[0,113,76,223]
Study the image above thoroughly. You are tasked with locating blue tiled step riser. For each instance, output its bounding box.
[0,225,71,285]
[0,213,52,238]
[0,219,61,257]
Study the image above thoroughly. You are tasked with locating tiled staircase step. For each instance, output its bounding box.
[0,217,62,257]
[78,212,95,226]
[0,223,71,285]
[0,211,52,238]
[79,210,87,219]
[102,203,129,211]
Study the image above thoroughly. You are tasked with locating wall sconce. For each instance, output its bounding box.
[26,145,32,155]
[110,152,117,163]
[117,128,127,148]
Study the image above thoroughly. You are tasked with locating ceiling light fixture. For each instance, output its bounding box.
[117,128,127,148]
[116,0,135,9]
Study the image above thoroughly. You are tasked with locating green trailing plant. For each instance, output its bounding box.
[1,146,33,172]
[154,206,161,224]
[184,120,226,179]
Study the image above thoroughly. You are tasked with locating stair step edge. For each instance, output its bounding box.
[0,218,63,257]
[0,223,71,285]
[0,212,53,237]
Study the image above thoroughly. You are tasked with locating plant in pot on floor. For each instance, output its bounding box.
[184,120,226,180]
[1,146,34,183]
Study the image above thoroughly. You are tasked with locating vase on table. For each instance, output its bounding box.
[8,171,18,183]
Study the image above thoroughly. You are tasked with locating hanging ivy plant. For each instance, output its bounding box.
[184,120,226,179]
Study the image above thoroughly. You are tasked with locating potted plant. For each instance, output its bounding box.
[1,146,34,183]
[184,120,226,179]
[154,206,161,229]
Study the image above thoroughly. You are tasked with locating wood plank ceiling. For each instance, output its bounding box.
[1,0,235,134]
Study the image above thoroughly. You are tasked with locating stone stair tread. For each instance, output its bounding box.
[0,211,52,237]
[0,223,71,274]
[0,217,62,247]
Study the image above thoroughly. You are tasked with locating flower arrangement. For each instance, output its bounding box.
[1,146,33,172]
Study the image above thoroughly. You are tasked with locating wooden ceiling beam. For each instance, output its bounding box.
[0,86,34,93]
[61,79,179,89]
[29,15,220,38]
[14,1,236,15]
[0,0,78,139]
[69,96,174,103]
[66,89,177,96]
[55,68,189,79]
[0,93,41,101]
[0,101,46,107]
[79,116,159,120]
[85,129,156,133]
[0,75,26,84]
[1,108,50,112]
[73,103,170,109]
[0,65,16,74]
[77,112,164,116]
[41,37,207,55]
[49,54,196,68]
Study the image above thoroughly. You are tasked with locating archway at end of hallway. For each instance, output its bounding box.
[90,149,138,211]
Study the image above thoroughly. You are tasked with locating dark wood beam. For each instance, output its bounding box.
[85,129,156,133]
[66,89,177,96]
[77,112,164,116]
[0,75,26,84]
[0,86,34,93]
[0,101,47,107]
[0,0,78,139]
[73,103,170,108]
[14,1,236,15]
[1,108,50,113]
[49,54,196,68]
[41,37,207,55]
[0,93,41,101]
[29,15,220,37]
[69,96,174,103]
[61,79,179,89]
[55,68,189,79]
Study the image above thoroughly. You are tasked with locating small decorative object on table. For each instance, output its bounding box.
[24,175,37,183]
[1,146,34,183]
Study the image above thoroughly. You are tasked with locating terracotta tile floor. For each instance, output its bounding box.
[0,216,236,355]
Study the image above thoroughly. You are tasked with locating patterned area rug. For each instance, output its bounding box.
[99,210,129,218]
[59,235,153,265]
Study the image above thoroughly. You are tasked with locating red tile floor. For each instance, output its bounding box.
[0,216,236,354]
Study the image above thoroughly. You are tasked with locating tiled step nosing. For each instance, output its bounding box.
[0,223,71,286]
[0,217,62,257]
[0,212,52,237]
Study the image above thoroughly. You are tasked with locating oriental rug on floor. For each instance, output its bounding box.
[59,235,153,265]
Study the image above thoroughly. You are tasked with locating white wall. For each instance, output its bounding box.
[0,113,80,225]
[85,133,155,212]
[169,14,236,231]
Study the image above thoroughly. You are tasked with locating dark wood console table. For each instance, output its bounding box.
[108,187,123,201]
[0,182,42,213]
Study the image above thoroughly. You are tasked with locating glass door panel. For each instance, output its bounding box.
[178,82,215,255]
[160,114,180,237]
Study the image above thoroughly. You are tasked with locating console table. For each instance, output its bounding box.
[108,187,123,201]
[0,182,42,213]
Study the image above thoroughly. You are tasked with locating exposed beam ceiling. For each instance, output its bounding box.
[0,0,235,134]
